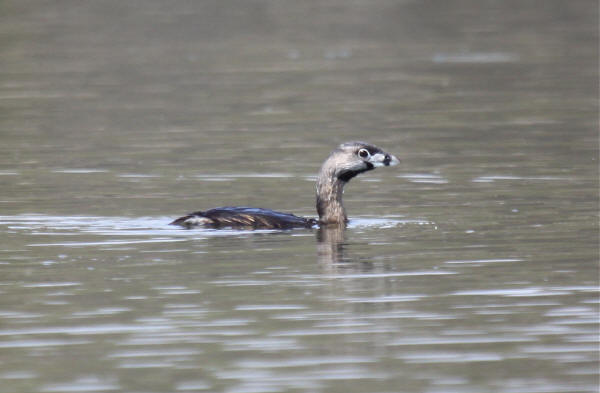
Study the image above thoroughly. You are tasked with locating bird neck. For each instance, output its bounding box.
[316,166,347,225]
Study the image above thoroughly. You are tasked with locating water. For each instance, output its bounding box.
[1,1,598,392]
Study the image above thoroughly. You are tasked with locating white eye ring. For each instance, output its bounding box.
[358,148,370,159]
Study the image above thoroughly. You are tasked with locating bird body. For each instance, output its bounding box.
[170,206,317,229]
[171,141,398,229]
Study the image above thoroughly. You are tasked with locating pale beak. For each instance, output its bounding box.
[371,152,400,167]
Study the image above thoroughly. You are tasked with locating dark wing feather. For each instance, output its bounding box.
[171,207,316,229]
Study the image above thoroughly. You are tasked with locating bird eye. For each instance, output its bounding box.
[358,148,370,159]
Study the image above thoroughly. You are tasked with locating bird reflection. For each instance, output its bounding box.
[316,224,347,265]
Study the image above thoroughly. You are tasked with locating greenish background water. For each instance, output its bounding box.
[1,1,598,392]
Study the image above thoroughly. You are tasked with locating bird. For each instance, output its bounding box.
[170,141,399,229]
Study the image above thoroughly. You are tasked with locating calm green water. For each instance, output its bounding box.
[1,1,598,392]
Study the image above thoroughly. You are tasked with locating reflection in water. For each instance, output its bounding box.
[316,224,346,265]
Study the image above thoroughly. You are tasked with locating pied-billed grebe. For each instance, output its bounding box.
[171,141,399,229]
